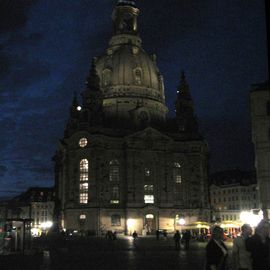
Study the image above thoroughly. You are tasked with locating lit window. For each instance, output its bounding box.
[80,159,88,182]
[80,183,88,191]
[146,214,154,219]
[144,185,153,192]
[173,163,182,183]
[110,200,119,204]
[109,160,120,181]
[79,138,87,148]
[80,193,88,204]
[111,215,121,226]
[79,214,86,220]
[145,168,150,176]
[144,195,154,204]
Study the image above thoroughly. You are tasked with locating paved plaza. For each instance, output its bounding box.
[0,236,233,270]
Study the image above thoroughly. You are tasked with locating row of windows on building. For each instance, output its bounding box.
[32,210,49,216]
[79,159,183,204]
[217,203,257,210]
[212,187,256,195]
[212,194,256,203]
[102,68,143,87]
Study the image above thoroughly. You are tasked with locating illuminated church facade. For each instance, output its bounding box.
[54,0,210,235]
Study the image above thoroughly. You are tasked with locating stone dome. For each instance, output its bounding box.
[93,3,168,125]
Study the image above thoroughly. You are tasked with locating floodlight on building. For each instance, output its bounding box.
[240,210,263,227]
[40,221,53,230]
[127,218,135,233]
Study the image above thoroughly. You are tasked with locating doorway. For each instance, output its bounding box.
[145,214,156,234]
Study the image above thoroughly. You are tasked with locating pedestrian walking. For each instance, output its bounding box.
[246,220,270,270]
[163,230,167,239]
[132,230,138,239]
[182,230,191,250]
[205,226,228,270]
[232,223,252,270]
[173,230,181,250]
[156,230,160,240]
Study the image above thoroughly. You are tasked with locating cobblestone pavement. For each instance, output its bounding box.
[48,236,233,270]
[0,236,233,270]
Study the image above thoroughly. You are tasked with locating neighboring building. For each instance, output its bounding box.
[0,187,55,236]
[250,82,270,219]
[15,187,55,234]
[209,170,259,232]
[54,0,210,235]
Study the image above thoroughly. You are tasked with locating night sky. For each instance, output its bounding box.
[0,0,268,198]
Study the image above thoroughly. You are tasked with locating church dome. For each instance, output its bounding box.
[96,44,164,102]
[93,2,168,125]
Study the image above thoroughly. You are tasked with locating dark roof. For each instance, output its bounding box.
[12,187,55,203]
[209,169,256,186]
[250,81,269,92]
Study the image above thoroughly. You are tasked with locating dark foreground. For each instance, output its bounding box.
[0,236,233,270]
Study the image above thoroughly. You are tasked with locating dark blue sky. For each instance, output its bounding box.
[0,0,268,198]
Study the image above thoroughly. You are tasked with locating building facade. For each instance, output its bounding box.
[210,170,260,233]
[54,0,210,235]
[250,82,270,220]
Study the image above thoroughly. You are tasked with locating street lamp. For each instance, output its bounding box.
[178,218,185,234]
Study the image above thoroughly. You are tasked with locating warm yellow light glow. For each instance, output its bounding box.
[31,228,40,236]
[178,218,185,225]
[146,214,154,219]
[40,221,53,229]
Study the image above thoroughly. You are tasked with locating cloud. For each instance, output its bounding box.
[0,0,38,33]
[0,165,8,177]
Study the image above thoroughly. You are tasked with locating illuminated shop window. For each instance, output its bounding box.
[144,195,154,204]
[111,215,121,226]
[79,138,87,148]
[109,160,120,181]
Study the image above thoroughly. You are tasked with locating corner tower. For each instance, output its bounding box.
[94,0,168,127]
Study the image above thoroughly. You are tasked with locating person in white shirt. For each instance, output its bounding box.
[232,224,252,270]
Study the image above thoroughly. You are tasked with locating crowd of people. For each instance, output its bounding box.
[205,220,270,270]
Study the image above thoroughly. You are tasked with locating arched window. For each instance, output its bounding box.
[109,160,120,181]
[133,68,142,85]
[79,159,88,204]
[102,69,111,86]
[80,159,88,181]
[173,163,183,202]
[173,163,182,183]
